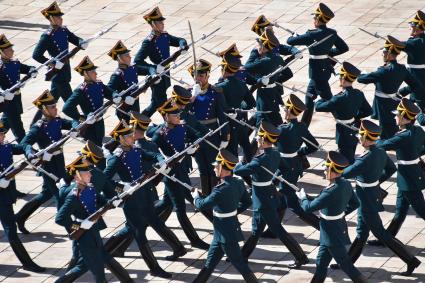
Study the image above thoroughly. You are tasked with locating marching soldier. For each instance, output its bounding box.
[315,62,372,163]
[16,90,78,234]
[188,59,229,196]
[357,36,422,139]
[371,98,425,243]
[399,10,425,110]
[0,123,45,272]
[330,120,420,276]
[192,149,257,283]
[152,101,210,250]
[0,34,36,142]
[287,3,349,127]
[234,121,309,269]
[55,156,132,283]
[134,7,188,117]
[107,40,151,121]
[32,1,85,122]
[297,151,366,283]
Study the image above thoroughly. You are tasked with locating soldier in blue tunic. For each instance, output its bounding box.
[134,7,188,117]
[107,40,152,121]
[399,10,425,110]
[357,36,423,139]
[0,122,45,272]
[188,59,230,196]
[298,151,367,283]
[192,149,257,283]
[16,90,78,234]
[55,156,132,283]
[234,121,309,269]
[315,61,372,163]
[32,1,85,123]
[330,119,421,276]
[0,34,36,142]
[287,3,349,127]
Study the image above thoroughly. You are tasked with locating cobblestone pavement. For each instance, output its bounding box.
[0,0,425,282]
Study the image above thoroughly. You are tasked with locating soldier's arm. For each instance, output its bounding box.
[61,118,79,131]
[233,159,259,177]
[376,133,408,151]
[194,189,220,211]
[279,44,300,56]
[242,83,256,109]
[379,154,397,183]
[342,159,365,180]
[299,125,319,155]
[329,33,349,57]
[66,28,83,47]
[103,156,119,181]
[169,34,187,49]
[32,34,49,64]
[300,190,332,213]
[402,69,425,95]
[215,92,230,140]
[55,194,77,231]
[20,125,39,157]
[134,39,156,74]
[100,171,119,200]
[11,143,25,155]
[237,184,252,213]
[345,191,360,215]
[135,64,153,76]
[19,62,34,75]
[357,69,383,85]
[287,32,314,46]
[107,72,121,91]
[62,90,83,121]
[356,91,373,119]
[315,96,338,112]
[417,113,425,126]
[102,83,116,101]
[245,49,260,65]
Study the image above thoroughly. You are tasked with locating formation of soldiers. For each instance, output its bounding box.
[0,1,425,282]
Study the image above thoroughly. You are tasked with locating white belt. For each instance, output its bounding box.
[264,83,277,88]
[336,118,355,125]
[310,55,328,59]
[200,118,218,125]
[319,211,345,220]
[213,210,237,218]
[375,91,397,99]
[280,152,298,158]
[356,180,379,188]
[406,64,425,69]
[397,158,419,165]
[252,180,273,187]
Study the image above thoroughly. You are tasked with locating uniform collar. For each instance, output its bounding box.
[119,63,129,70]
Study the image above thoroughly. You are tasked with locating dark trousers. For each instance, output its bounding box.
[205,240,252,275]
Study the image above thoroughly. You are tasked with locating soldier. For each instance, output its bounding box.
[188,59,229,196]
[32,1,85,123]
[0,34,36,142]
[134,7,188,117]
[315,62,372,163]
[152,101,210,250]
[399,10,425,110]
[329,120,420,276]
[287,3,349,127]
[234,121,309,269]
[62,56,115,150]
[107,40,151,121]
[297,151,366,283]
[357,36,422,139]
[192,149,257,283]
[55,156,132,283]
[215,53,256,162]
[16,90,78,234]
[0,123,45,272]
[371,98,425,244]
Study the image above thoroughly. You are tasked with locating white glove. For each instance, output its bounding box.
[0,178,10,189]
[80,219,94,230]
[102,146,112,159]
[155,162,167,174]
[179,45,188,55]
[124,96,135,106]
[191,83,202,96]
[79,40,89,50]
[227,113,237,119]
[29,68,38,78]
[219,140,229,149]
[3,90,14,101]
[156,64,165,74]
[261,76,270,86]
[113,96,122,105]
[112,199,123,208]
[153,75,161,85]
[42,151,53,162]
[187,146,197,155]
[191,189,200,200]
[121,182,133,196]
[0,95,4,103]
[56,178,67,189]
[294,52,303,59]
[69,130,78,139]
[296,188,307,200]
[54,60,64,70]
[85,113,96,125]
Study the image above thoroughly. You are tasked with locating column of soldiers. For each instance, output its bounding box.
[0,1,425,282]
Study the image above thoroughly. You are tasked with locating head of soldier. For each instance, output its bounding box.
[312,3,334,28]
[339,62,360,89]
[220,54,242,78]
[109,40,132,66]
[171,85,192,110]
[110,120,134,147]
[158,100,181,126]
[75,56,98,82]
[256,121,279,149]
[0,122,7,144]
[144,7,165,34]
[42,2,64,27]
[0,35,14,60]
[80,140,104,167]
[190,59,211,88]
[283,94,306,122]
[409,10,425,37]
[129,111,150,140]
[358,120,381,148]
[257,28,278,55]
[214,149,238,179]
[66,156,92,187]
[324,151,348,181]
[382,36,405,63]
[33,90,58,119]
[394,98,420,128]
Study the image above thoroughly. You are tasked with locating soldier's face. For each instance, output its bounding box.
[44,104,58,117]
[122,134,134,146]
[85,70,97,82]
[118,53,131,65]
[152,21,164,32]
[166,113,180,125]
[50,15,63,27]
[78,171,92,185]
[195,73,209,86]
[382,50,389,62]
[1,47,14,59]
[409,25,422,37]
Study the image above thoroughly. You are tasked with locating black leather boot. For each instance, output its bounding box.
[352,274,369,283]
[192,267,213,283]
[330,237,366,269]
[279,234,309,269]
[242,272,259,283]
[104,233,132,257]
[138,243,171,278]
[15,190,27,199]
[310,273,325,283]
[368,217,404,246]
[54,271,80,283]
[178,213,209,250]
[385,237,421,276]
[15,197,44,234]
[155,226,187,261]
[105,256,134,282]
[241,235,260,259]
[10,239,45,272]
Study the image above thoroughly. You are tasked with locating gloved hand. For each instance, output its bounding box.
[56,178,67,189]
[191,83,202,96]
[3,90,14,101]
[260,76,269,86]
[179,43,188,55]
[219,140,229,149]
[27,152,38,165]
[69,130,78,139]
[154,162,167,174]
[187,145,197,155]
[42,151,53,162]
[80,219,94,230]
[191,189,200,200]
[124,96,135,106]
[121,182,133,195]
[79,39,89,50]
[295,188,307,200]
[113,96,122,105]
[85,113,96,125]
[156,64,165,74]
[153,74,161,85]
[227,113,237,119]
[54,60,64,70]
[0,178,10,189]
[111,198,123,208]
[29,67,38,78]
[0,95,4,103]
[294,52,303,59]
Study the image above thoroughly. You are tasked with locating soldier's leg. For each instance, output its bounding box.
[103,223,134,257]
[329,245,365,282]
[301,80,318,127]
[193,241,222,283]
[51,80,72,103]
[142,80,168,117]
[312,245,333,283]
[404,190,425,220]
[56,252,88,282]
[79,242,106,283]
[2,113,25,142]
[241,211,265,258]
[223,242,257,282]
[154,185,173,220]
[238,125,254,162]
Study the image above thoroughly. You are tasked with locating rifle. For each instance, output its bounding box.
[272,22,295,35]
[259,165,301,192]
[44,23,117,81]
[358,27,386,40]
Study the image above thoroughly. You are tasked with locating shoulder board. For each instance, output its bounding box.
[255,152,265,158]
[211,85,223,93]
[114,68,124,76]
[146,32,155,41]
[34,119,44,128]
[44,27,54,35]
[113,147,124,157]
[215,181,226,188]
[324,184,336,190]
[79,82,88,90]
[358,150,370,158]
